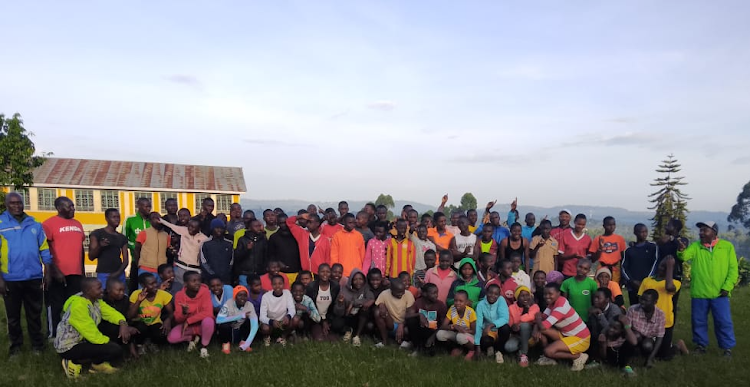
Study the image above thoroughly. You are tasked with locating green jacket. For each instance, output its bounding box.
[678,239,738,299]
[54,294,126,353]
[124,213,150,256]
[446,258,486,307]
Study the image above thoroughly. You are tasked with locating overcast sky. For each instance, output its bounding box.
[2,1,748,212]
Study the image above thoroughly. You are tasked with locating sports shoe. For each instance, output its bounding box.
[276,338,287,348]
[450,348,463,357]
[90,362,119,374]
[536,355,557,366]
[222,342,231,355]
[495,352,504,364]
[519,354,529,367]
[352,336,362,347]
[584,361,601,370]
[342,329,353,343]
[487,347,495,357]
[263,337,271,347]
[238,341,253,352]
[200,348,209,358]
[571,353,589,372]
[374,342,385,348]
[723,349,732,358]
[187,336,200,352]
[62,359,82,379]
[465,350,475,361]
[694,346,706,355]
[400,341,413,350]
[622,365,637,378]
[137,344,147,356]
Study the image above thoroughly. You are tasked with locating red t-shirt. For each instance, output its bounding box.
[485,276,518,306]
[260,273,290,291]
[42,216,85,276]
[557,229,592,277]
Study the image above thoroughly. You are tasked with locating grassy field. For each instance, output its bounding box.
[1,287,748,387]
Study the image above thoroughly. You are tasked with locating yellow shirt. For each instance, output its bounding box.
[638,277,681,328]
[447,305,477,328]
[129,289,173,325]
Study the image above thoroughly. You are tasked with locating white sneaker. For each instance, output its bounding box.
[187,336,200,352]
[400,341,413,350]
[374,342,385,348]
[263,337,271,347]
[199,348,209,359]
[536,355,558,366]
[495,352,504,364]
[352,336,361,347]
[571,353,588,372]
[342,330,352,343]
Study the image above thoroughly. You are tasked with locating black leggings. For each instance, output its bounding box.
[406,316,437,349]
[605,341,636,368]
[132,321,166,345]
[60,342,122,365]
[218,320,252,344]
[479,325,512,353]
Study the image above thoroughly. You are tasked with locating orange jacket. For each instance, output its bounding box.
[330,229,365,277]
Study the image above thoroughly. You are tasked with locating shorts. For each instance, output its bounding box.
[560,333,591,355]
[391,322,401,335]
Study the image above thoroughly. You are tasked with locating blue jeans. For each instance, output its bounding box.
[692,297,736,349]
[97,272,126,291]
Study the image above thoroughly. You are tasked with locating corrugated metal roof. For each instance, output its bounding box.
[33,158,246,194]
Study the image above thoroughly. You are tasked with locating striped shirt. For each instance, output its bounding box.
[385,237,416,278]
[542,296,590,339]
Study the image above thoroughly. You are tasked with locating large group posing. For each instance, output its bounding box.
[0,192,739,379]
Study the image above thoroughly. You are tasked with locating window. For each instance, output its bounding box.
[133,192,153,208]
[195,195,206,214]
[160,192,178,208]
[216,194,233,213]
[19,188,30,207]
[74,190,94,211]
[101,190,120,210]
[82,231,91,251]
[38,188,56,211]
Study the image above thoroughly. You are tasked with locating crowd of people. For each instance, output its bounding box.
[0,192,739,379]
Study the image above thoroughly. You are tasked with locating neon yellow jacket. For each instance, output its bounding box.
[678,239,738,299]
[54,294,125,353]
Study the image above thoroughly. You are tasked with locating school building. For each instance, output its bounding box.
[6,157,247,272]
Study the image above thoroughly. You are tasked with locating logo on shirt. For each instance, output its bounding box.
[582,290,591,296]
[31,228,37,235]
[59,226,83,233]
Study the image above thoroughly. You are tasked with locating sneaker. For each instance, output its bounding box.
[222,342,231,355]
[465,350,475,361]
[200,348,209,359]
[536,355,557,366]
[62,359,82,379]
[676,340,689,355]
[622,365,637,378]
[238,341,253,352]
[487,347,495,357]
[495,352,504,364]
[694,346,706,355]
[90,362,119,374]
[400,341,413,350]
[342,329,353,343]
[519,354,529,367]
[263,337,271,347]
[723,349,732,358]
[352,336,362,347]
[276,338,287,348]
[571,353,589,372]
[137,344,147,356]
[450,348,463,357]
[584,361,601,370]
[187,336,200,352]
[374,342,385,349]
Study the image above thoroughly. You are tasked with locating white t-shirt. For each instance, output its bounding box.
[454,233,477,257]
[316,287,332,320]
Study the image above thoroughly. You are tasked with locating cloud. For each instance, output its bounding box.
[607,117,638,124]
[450,152,534,165]
[163,74,202,88]
[562,132,661,148]
[732,156,750,165]
[367,100,396,111]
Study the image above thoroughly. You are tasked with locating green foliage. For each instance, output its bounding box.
[738,257,750,287]
[459,192,477,211]
[374,193,395,220]
[728,181,750,230]
[0,113,49,212]
[649,154,690,240]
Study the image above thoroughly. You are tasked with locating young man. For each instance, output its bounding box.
[54,277,130,379]
[134,212,171,282]
[162,198,179,225]
[354,211,375,245]
[622,224,658,305]
[589,216,627,284]
[89,208,129,290]
[288,213,331,274]
[560,259,598,323]
[405,283,446,356]
[226,203,245,239]
[411,224,437,274]
[386,219,416,279]
[474,200,511,243]
[201,219,234,285]
[126,197,152,291]
[534,283,591,371]
[232,210,257,248]
[330,214,366,278]
[550,209,572,242]
[374,280,415,348]
[0,192,52,357]
[427,212,454,252]
[262,209,279,239]
[43,196,86,338]
[337,201,350,224]
[450,216,476,264]
[626,289,665,368]
[557,214,592,278]
[529,219,558,274]
[233,219,268,286]
[158,217,209,288]
[192,197,217,237]
[320,208,343,239]
[677,221,737,357]
[587,287,623,348]
[268,213,302,282]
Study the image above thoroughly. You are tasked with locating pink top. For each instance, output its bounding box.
[424,267,458,304]
[363,238,389,273]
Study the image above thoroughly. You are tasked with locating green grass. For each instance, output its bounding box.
[2,288,749,387]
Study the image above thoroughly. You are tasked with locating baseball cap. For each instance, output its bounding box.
[559,209,572,216]
[695,221,718,233]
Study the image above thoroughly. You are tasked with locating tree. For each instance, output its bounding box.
[459,192,477,211]
[0,113,49,212]
[728,180,750,230]
[648,154,690,239]
[375,193,395,219]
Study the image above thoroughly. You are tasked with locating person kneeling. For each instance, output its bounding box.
[217,285,259,354]
[54,278,131,379]
[436,290,477,361]
[259,274,296,347]
[168,271,215,358]
[474,284,512,364]
[533,283,591,371]
[292,281,321,340]
[599,314,638,378]
[505,285,540,367]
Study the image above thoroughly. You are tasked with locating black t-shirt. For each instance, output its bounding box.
[657,237,688,280]
[192,213,216,237]
[90,229,128,273]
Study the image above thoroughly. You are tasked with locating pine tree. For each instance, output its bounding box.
[648,154,690,239]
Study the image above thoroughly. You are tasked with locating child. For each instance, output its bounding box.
[216,285,258,354]
[589,216,626,284]
[557,214,592,278]
[506,285,540,367]
[596,267,625,308]
[337,268,375,347]
[331,263,346,288]
[291,282,321,339]
[485,260,518,306]
[168,271,214,358]
[532,271,548,311]
[413,249,436,288]
[399,271,420,299]
[260,261,290,291]
[363,223,389,273]
[437,290,477,360]
[259,275,296,347]
[599,315,638,377]
[332,213,367,277]
[546,270,564,285]
[209,276,234,316]
[158,264,180,295]
[447,258,485,307]
[89,208,129,290]
[367,268,389,300]
[534,283,591,371]
[499,223,530,268]
[405,283,446,356]
[374,280,416,348]
[621,223,658,305]
[424,251,458,305]
[638,256,687,360]
[530,219,559,274]
[129,273,173,356]
[386,219,416,279]
[473,224,498,261]
[243,274,264,317]
[560,259,598,323]
[450,216,477,262]
[588,288,623,351]
[297,270,313,288]
[410,224,437,275]
[476,252,497,283]
[306,263,340,342]
[625,290,665,368]
[510,252,531,288]
[474,284,511,364]
[101,278,139,353]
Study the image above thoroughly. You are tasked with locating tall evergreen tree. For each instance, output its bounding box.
[648,154,690,239]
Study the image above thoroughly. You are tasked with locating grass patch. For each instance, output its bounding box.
[1,288,748,387]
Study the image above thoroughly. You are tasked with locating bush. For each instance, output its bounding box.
[737,257,750,286]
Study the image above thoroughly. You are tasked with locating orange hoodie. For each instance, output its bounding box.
[330,229,365,277]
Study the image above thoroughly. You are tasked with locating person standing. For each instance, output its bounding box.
[158,217,209,289]
[89,209,129,290]
[126,197,152,292]
[268,213,302,282]
[677,221,738,357]
[200,219,234,285]
[0,192,53,357]
[287,213,331,274]
[42,196,86,338]
[330,214,366,277]
[193,197,217,237]
[226,203,245,240]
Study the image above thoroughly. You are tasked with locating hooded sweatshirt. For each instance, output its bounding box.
[335,268,375,317]
[173,284,214,326]
[447,258,486,307]
[473,297,510,344]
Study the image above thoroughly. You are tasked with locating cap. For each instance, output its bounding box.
[559,209,571,216]
[696,221,718,234]
[210,218,226,230]
[596,267,612,279]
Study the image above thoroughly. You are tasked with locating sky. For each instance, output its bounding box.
[1,1,749,212]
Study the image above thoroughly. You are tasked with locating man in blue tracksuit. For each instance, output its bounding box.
[0,192,53,357]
